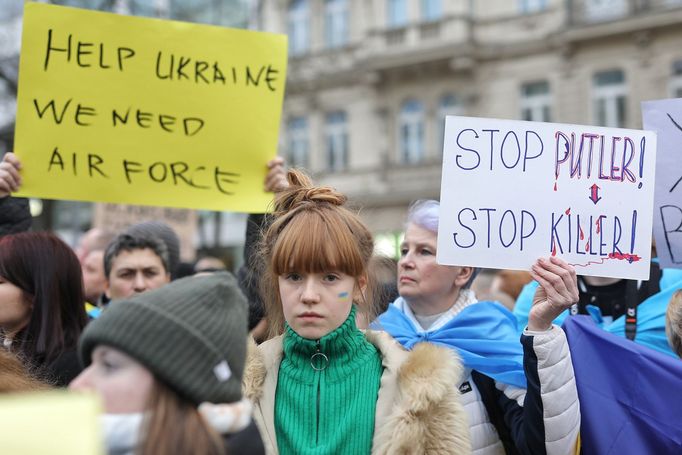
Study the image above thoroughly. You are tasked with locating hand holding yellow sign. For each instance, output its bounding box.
[15,3,287,213]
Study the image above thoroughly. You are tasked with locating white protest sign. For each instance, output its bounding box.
[437,116,657,280]
[642,98,682,269]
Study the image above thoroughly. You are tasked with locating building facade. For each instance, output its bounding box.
[3,0,682,261]
[257,0,682,256]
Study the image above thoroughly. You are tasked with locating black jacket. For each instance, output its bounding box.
[223,420,266,455]
[0,196,31,236]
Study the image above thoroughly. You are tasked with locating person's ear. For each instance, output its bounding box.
[358,274,368,293]
[354,274,368,301]
[454,267,474,288]
[104,279,111,299]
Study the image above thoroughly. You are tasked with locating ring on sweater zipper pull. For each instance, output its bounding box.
[311,344,328,371]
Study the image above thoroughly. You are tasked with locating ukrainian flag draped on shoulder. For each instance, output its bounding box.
[514,275,682,357]
[563,316,682,454]
[373,299,526,388]
[602,282,682,355]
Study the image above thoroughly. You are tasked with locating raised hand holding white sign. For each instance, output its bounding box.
[437,116,657,280]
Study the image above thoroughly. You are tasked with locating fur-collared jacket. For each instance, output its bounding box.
[243,330,471,454]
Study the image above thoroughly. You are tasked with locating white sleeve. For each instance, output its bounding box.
[523,325,581,455]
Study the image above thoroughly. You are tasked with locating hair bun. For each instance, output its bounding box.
[301,187,346,205]
[274,169,346,214]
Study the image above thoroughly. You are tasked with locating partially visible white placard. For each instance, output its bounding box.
[438,116,657,280]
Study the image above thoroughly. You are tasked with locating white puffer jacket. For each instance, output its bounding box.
[392,292,580,455]
[462,326,580,455]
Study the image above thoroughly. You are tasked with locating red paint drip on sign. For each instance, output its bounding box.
[608,252,641,263]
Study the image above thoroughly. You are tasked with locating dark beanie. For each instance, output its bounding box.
[124,221,180,277]
[79,272,248,405]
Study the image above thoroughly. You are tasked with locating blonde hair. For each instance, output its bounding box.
[259,169,375,338]
[0,350,50,393]
[666,290,682,358]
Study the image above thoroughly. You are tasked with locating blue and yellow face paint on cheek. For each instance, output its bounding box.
[338,291,350,301]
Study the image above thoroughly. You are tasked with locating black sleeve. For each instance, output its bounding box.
[238,213,272,330]
[0,196,32,236]
[507,333,546,454]
[223,419,265,455]
[243,214,267,267]
[472,334,547,455]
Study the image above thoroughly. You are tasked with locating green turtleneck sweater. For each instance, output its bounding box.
[275,306,383,455]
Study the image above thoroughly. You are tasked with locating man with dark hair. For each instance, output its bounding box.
[124,221,181,278]
[103,233,171,301]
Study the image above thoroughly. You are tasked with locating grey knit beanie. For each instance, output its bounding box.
[124,221,181,277]
[79,272,248,405]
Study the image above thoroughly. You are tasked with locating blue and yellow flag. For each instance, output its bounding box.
[563,316,682,454]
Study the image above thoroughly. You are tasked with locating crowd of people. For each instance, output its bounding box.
[1,149,682,454]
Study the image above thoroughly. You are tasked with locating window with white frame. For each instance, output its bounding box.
[593,69,627,128]
[520,81,551,122]
[585,0,628,22]
[399,100,425,164]
[325,111,348,172]
[287,116,309,168]
[437,94,463,155]
[670,60,682,98]
[288,0,310,56]
[519,0,547,14]
[387,0,408,28]
[421,0,442,21]
[325,0,348,48]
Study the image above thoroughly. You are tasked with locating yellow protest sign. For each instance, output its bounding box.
[0,391,104,454]
[14,3,287,213]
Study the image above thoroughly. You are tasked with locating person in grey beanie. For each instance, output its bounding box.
[70,272,264,455]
